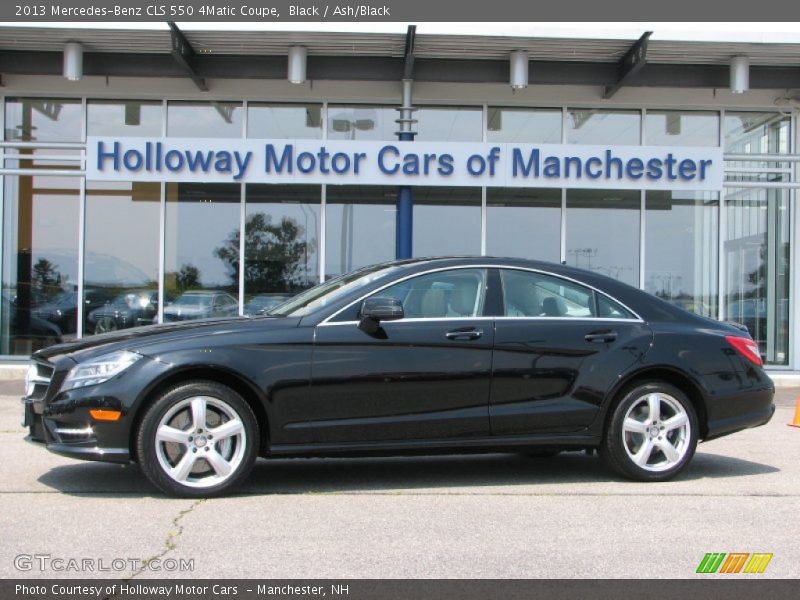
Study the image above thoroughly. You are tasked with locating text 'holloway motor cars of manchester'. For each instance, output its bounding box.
[22,257,774,496]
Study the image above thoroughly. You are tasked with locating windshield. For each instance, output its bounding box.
[172,294,213,308]
[51,292,77,306]
[267,264,402,317]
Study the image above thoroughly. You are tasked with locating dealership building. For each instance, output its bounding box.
[0,23,798,374]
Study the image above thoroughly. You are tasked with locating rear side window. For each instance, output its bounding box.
[597,294,635,319]
[501,269,594,318]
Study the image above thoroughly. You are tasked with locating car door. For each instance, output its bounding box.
[490,268,652,435]
[310,267,495,444]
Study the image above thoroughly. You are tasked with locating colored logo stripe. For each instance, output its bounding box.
[696,552,773,574]
[697,553,726,573]
[744,553,773,574]
[720,553,749,573]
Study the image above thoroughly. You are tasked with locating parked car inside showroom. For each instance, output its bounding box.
[87,290,173,334]
[22,257,774,497]
[162,291,238,322]
[32,289,115,335]
[243,294,293,315]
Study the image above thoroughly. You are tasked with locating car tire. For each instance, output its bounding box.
[136,381,259,497]
[600,382,698,482]
[94,316,118,334]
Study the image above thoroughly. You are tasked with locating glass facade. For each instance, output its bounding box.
[244,184,320,314]
[566,189,641,287]
[0,99,795,368]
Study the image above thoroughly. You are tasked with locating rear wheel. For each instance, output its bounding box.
[136,381,259,497]
[600,382,698,482]
[94,316,118,334]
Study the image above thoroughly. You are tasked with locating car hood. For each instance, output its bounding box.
[33,315,300,363]
[163,305,208,316]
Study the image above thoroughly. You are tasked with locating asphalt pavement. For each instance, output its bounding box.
[1,379,798,579]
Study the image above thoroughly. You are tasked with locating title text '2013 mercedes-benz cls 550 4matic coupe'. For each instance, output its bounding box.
[22,257,774,497]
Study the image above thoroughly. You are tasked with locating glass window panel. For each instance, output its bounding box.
[87,100,163,137]
[247,104,323,139]
[724,188,790,365]
[327,106,395,140]
[83,181,161,335]
[645,192,718,319]
[413,187,481,257]
[501,269,594,318]
[244,184,321,314]
[486,188,561,262]
[1,176,79,354]
[164,183,240,321]
[415,107,482,142]
[5,98,82,142]
[566,109,640,145]
[167,101,243,138]
[724,112,792,185]
[487,108,562,143]
[597,295,634,319]
[325,185,396,277]
[725,112,791,154]
[374,268,486,318]
[645,111,719,147]
[566,189,640,287]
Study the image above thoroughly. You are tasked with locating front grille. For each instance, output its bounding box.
[26,360,54,400]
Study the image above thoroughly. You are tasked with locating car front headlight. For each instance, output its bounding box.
[62,350,142,391]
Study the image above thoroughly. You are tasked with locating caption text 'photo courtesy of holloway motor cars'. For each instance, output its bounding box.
[21,257,774,497]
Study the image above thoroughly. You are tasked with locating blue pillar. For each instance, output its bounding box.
[396,131,414,259]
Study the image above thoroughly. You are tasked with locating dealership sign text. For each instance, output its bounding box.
[88,138,724,191]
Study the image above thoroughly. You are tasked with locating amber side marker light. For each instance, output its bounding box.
[89,409,122,421]
[725,335,763,366]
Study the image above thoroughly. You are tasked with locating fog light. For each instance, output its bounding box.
[89,409,122,421]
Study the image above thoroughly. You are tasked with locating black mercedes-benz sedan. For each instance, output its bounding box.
[22,257,775,497]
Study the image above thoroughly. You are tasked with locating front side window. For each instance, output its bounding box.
[370,269,487,319]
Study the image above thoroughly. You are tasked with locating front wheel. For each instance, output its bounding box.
[136,381,259,497]
[600,382,698,482]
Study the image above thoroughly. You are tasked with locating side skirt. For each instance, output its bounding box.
[267,433,600,458]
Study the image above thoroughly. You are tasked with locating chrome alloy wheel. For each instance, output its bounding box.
[621,392,691,472]
[154,396,247,489]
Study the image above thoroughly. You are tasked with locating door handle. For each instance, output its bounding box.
[585,330,618,343]
[446,329,483,341]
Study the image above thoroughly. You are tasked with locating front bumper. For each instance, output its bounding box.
[23,396,131,463]
[22,354,171,464]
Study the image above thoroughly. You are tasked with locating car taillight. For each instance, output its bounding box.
[725,335,763,366]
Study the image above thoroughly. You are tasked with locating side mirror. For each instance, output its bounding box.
[358,297,404,333]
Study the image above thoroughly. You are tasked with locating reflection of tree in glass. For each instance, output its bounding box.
[215,213,313,293]
[32,258,64,299]
[165,264,201,295]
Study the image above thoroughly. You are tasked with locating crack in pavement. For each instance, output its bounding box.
[126,498,205,583]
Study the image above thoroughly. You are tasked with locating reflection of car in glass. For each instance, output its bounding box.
[32,289,114,334]
[163,291,238,322]
[1,293,62,352]
[87,290,168,334]
[23,257,774,497]
[244,294,292,315]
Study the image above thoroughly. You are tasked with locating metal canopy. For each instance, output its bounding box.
[0,26,799,88]
[167,22,208,91]
[603,31,652,99]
